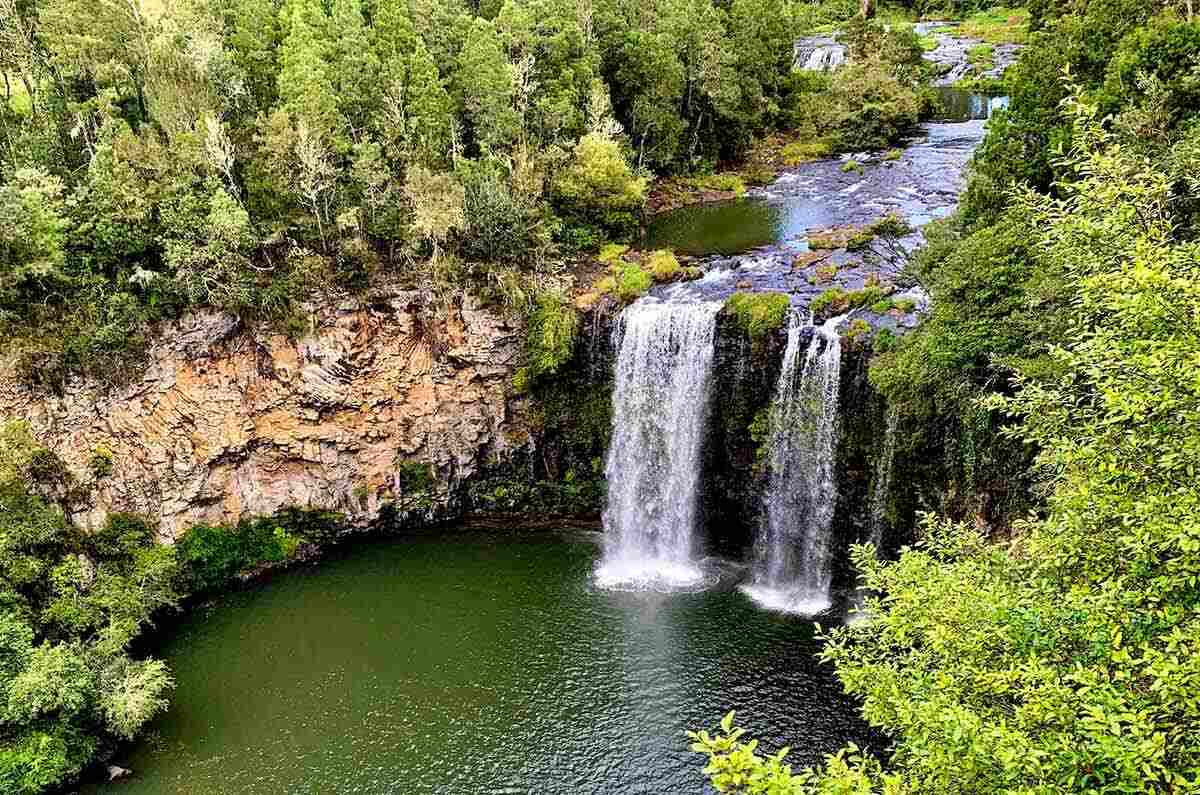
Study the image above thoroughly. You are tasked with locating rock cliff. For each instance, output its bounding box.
[0,285,532,538]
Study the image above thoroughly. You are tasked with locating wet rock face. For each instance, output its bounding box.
[701,314,790,557]
[0,285,531,538]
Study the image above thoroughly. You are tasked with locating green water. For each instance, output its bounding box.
[643,199,787,256]
[92,529,874,794]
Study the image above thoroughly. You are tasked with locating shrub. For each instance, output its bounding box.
[845,317,872,346]
[456,160,553,265]
[88,446,113,478]
[810,285,891,320]
[598,243,629,263]
[176,516,307,592]
[682,173,746,195]
[598,260,654,302]
[824,62,921,151]
[521,290,581,385]
[645,250,681,282]
[724,292,790,340]
[552,133,648,238]
[741,164,776,186]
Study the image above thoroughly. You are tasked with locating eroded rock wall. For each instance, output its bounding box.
[1,285,533,539]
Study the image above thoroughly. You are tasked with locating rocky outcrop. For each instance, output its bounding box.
[0,285,532,539]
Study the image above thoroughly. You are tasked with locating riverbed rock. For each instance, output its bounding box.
[0,283,532,538]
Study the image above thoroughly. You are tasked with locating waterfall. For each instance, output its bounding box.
[868,406,899,551]
[595,299,722,590]
[793,36,846,72]
[742,314,843,614]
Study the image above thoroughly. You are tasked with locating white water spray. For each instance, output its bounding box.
[742,314,843,614]
[596,299,722,591]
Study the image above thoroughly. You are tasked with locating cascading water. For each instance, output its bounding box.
[742,314,843,614]
[595,298,723,590]
[793,36,846,72]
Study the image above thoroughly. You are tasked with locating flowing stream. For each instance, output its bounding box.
[742,315,844,614]
[595,299,722,590]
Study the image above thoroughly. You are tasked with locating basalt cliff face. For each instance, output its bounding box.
[0,285,534,539]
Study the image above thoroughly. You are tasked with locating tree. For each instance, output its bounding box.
[329,0,380,131]
[404,165,465,259]
[0,169,69,308]
[551,129,646,236]
[277,0,341,143]
[456,18,519,152]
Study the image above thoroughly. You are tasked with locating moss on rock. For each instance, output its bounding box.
[723,292,791,341]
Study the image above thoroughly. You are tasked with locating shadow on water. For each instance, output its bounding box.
[85,529,878,795]
[932,87,1009,122]
[643,198,787,256]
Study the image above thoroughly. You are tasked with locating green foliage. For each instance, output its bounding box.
[824,62,922,151]
[809,285,890,320]
[597,259,653,302]
[690,711,893,794]
[780,141,835,165]
[724,292,790,340]
[598,243,630,263]
[681,173,747,195]
[0,423,179,792]
[553,132,647,238]
[519,290,581,388]
[468,473,604,516]
[177,514,308,592]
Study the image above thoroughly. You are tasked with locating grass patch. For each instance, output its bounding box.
[781,140,834,165]
[840,159,864,175]
[741,164,776,186]
[724,292,791,340]
[959,6,1030,45]
[967,43,996,70]
[810,285,894,321]
[597,261,653,302]
[682,173,747,196]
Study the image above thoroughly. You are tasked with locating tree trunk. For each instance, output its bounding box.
[861,0,874,19]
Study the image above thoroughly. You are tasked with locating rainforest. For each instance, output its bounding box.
[1,0,1199,792]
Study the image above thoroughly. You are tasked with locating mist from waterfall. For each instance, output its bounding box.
[742,314,843,615]
[595,299,722,591]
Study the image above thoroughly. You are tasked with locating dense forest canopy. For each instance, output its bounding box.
[0,0,815,385]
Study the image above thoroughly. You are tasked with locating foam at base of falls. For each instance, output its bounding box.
[739,583,833,616]
[597,299,722,592]
[745,313,844,606]
[593,557,718,593]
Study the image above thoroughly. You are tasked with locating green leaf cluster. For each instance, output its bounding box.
[0,424,179,792]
